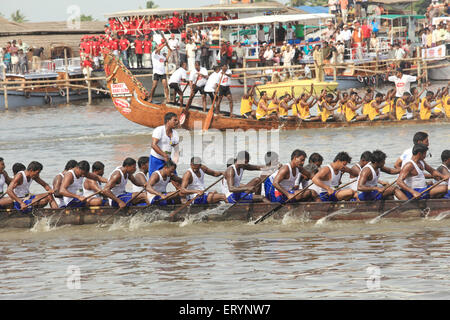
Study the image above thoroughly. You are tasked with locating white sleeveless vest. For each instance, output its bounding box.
[62,170,84,206]
[311,164,342,194]
[0,172,5,194]
[222,165,243,197]
[14,171,33,198]
[152,171,170,193]
[187,168,205,200]
[350,163,362,191]
[132,171,149,193]
[404,160,427,189]
[109,167,128,196]
[356,164,380,191]
[269,163,299,191]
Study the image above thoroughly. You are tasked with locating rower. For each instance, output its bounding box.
[345,92,368,122]
[410,86,426,119]
[311,152,355,202]
[349,151,372,191]
[437,150,450,199]
[261,151,280,197]
[204,66,221,107]
[132,156,149,192]
[59,161,107,208]
[148,41,172,103]
[103,158,149,208]
[186,62,209,112]
[12,163,26,176]
[394,131,429,169]
[357,150,406,201]
[215,64,233,117]
[419,90,441,120]
[368,93,391,121]
[147,160,182,205]
[149,112,179,177]
[296,152,324,190]
[397,144,449,199]
[0,157,13,209]
[293,90,319,122]
[278,94,295,120]
[362,88,374,117]
[395,92,413,121]
[83,161,108,207]
[180,157,225,204]
[256,91,269,120]
[240,85,257,119]
[168,61,188,106]
[222,151,270,204]
[265,150,314,203]
[320,92,340,122]
[7,161,58,212]
[52,160,77,208]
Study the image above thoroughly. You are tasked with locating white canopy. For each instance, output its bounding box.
[187,13,334,28]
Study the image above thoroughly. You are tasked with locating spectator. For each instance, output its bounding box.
[361,0,369,17]
[242,35,250,46]
[286,23,294,42]
[294,23,305,41]
[336,40,345,63]
[134,36,144,69]
[313,44,324,82]
[361,19,372,51]
[263,45,274,66]
[257,25,266,44]
[17,39,29,53]
[276,23,286,45]
[226,41,233,67]
[211,26,220,45]
[282,44,294,77]
[351,20,363,60]
[186,38,197,72]
[220,42,228,66]
[329,0,338,16]
[235,41,245,68]
[200,40,210,69]
[32,47,44,72]
[3,49,11,73]
[340,0,349,24]
[119,35,130,68]
[168,34,180,68]
[371,19,379,36]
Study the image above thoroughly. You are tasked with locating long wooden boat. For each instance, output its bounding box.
[0,199,448,229]
[103,53,449,131]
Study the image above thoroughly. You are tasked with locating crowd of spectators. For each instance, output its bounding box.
[0,40,46,75]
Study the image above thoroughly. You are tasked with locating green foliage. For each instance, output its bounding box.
[80,14,95,22]
[146,1,159,8]
[10,10,28,23]
[289,0,328,6]
[414,0,431,15]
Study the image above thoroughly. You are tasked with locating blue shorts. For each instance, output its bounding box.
[265,179,295,203]
[443,190,450,199]
[13,195,36,213]
[111,193,134,208]
[189,193,209,205]
[151,193,177,206]
[227,192,253,204]
[401,187,430,200]
[358,191,384,201]
[63,198,86,208]
[149,155,177,177]
[319,191,338,202]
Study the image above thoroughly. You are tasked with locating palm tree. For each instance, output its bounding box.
[146,1,159,9]
[10,10,28,23]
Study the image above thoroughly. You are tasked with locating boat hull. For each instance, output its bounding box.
[0,199,448,229]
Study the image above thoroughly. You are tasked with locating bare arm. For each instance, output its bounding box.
[312,166,334,195]
[396,163,418,196]
[60,173,84,201]
[151,137,169,162]
[7,174,25,205]
[273,165,292,198]
[102,172,125,205]
[180,171,200,196]
[145,172,164,198]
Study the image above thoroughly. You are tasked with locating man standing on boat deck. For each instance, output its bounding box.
[168,61,188,106]
[215,64,233,117]
[186,61,209,112]
[149,112,180,178]
[103,158,149,208]
[265,150,314,203]
[357,150,405,201]
[397,144,449,200]
[311,152,355,202]
[59,161,107,208]
[7,161,58,212]
[222,151,271,204]
[387,68,426,98]
[394,132,430,169]
[180,157,226,204]
[312,45,324,82]
[148,41,172,103]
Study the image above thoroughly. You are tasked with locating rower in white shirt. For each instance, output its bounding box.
[186,62,209,112]
[168,61,188,106]
[394,132,429,169]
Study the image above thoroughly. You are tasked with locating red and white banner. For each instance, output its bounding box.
[111,83,131,97]
[114,98,132,114]
[422,45,446,60]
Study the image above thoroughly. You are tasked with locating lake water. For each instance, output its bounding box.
[0,99,449,299]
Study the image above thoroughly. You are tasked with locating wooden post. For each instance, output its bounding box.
[417,47,421,86]
[87,74,92,105]
[2,67,8,110]
[64,49,70,104]
[333,62,337,81]
[243,58,247,94]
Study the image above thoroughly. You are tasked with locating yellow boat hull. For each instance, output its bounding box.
[256,80,338,98]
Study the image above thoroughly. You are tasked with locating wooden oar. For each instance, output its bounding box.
[22,192,51,210]
[369,179,446,224]
[0,192,6,200]
[169,176,224,221]
[333,179,357,193]
[180,76,200,125]
[203,73,224,131]
[254,183,313,225]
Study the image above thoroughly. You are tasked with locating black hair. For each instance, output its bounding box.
[190,157,202,165]
[92,161,105,172]
[65,160,78,171]
[260,91,266,98]
[360,151,372,162]
[164,159,177,169]
[441,150,450,163]
[334,152,352,163]
[375,93,383,98]
[265,151,279,166]
[123,158,136,167]
[426,91,434,97]
[27,161,43,172]
[226,158,235,168]
[326,93,334,99]
[0,157,3,162]
[12,163,26,175]
[291,149,307,160]
[236,151,250,163]
[413,132,428,144]
[138,156,149,168]
[77,160,90,172]
[309,153,323,164]
[164,112,177,124]
[412,144,428,156]
[371,150,387,163]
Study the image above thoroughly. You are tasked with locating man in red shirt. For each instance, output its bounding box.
[226,42,234,67]
[119,35,130,67]
[134,36,144,68]
[143,35,153,68]
[110,36,120,57]
[143,18,151,35]
[361,19,372,52]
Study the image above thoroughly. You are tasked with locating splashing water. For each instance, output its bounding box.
[431,211,450,221]
[316,209,356,226]
[180,203,231,227]
[30,217,59,233]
